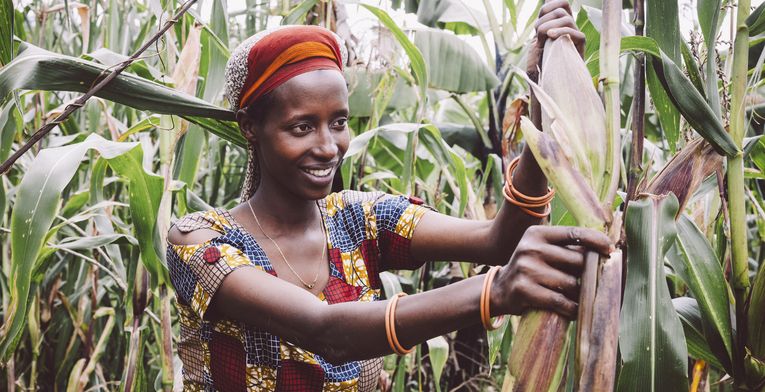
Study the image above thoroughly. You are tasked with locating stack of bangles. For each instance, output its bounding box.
[503,156,555,218]
[384,266,507,355]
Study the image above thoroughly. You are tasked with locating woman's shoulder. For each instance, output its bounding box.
[168,208,234,246]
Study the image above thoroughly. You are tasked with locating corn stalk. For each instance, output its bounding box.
[505,0,621,389]
[728,3,751,386]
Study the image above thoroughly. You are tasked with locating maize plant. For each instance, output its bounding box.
[2,0,765,391]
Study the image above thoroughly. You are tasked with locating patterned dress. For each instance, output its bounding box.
[166,191,428,391]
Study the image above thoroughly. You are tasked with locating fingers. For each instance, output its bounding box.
[534,226,613,256]
[533,263,580,300]
[539,0,572,18]
[535,244,586,275]
[525,283,578,319]
[534,1,586,57]
[535,11,577,46]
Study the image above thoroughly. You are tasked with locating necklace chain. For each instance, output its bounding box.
[247,200,325,289]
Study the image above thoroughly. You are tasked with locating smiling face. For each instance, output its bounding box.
[237,69,350,201]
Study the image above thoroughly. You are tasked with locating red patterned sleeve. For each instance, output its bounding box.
[373,195,428,271]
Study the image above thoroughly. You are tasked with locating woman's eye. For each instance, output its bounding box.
[292,124,312,134]
[333,118,348,129]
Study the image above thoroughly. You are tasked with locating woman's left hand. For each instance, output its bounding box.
[527,0,586,80]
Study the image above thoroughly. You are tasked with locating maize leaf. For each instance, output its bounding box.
[665,215,733,372]
[748,256,765,374]
[646,0,681,152]
[0,134,150,360]
[747,2,765,36]
[650,51,739,157]
[617,194,688,392]
[539,35,606,192]
[518,117,608,230]
[577,250,622,391]
[0,41,245,147]
[673,297,725,369]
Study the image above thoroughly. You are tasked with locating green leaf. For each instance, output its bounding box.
[281,0,319,26]
[747,2,765,36]
[647,63,681,153]
[361,4,428,111]
[487,319,509,368]
[0,43,235,121]
[646,0,681,63]
[54,233,135,250]
[646,0,681,152]
[0,0,13,66]
[650,50,739,157]
[105,142,166,285]
[698,0,723,47]
[618,194,689,392]
[0,134,139,360]
[413,29,499,93]
[748,249,765,366]
[426,336,448,391]
[618,36,738,157]
[418,124,470,215]
[416,0,488,35]
[346,68,417,117]
[680,41,706,99]
[667,215,733,371]
[673,297,725,369]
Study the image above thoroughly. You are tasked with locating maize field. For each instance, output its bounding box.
[1,0,765,391]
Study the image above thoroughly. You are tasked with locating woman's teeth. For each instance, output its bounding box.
[303,168,332,177]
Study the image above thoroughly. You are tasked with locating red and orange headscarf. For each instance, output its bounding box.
[224,25,347,200]
[224,25,346,110]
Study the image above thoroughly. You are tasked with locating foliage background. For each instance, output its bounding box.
[1,0,765,391]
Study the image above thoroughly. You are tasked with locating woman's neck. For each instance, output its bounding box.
[246,177,321,231]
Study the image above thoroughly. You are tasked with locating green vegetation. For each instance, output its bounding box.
[1,0,764,390]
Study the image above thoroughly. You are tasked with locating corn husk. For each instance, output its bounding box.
[539,35,607,194]
[507,7,621,389]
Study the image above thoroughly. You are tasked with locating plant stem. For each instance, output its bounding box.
[599,0,621,210]
[727,0,751,385]
[159,285,175,392]
[627,0,645,204]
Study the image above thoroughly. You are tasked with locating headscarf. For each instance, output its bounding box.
[224,25,348,201]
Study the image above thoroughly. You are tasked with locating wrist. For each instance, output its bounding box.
[488,267,506,317]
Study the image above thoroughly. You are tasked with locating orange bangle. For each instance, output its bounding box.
[505,157,555,204]
[481,266,505,330]
[503,188,552,218]
[385,293,414,355]
[503,156,554,218]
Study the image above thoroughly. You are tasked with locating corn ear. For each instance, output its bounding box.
[540,35,607,194]
[505,310,571,392]
[519,117,608,230]
[577,250,623,391]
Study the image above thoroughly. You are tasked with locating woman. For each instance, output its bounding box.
[166,2,606,391]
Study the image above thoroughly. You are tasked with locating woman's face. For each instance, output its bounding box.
[238,69,350,201]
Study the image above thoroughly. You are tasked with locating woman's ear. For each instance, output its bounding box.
[236,108,257,144]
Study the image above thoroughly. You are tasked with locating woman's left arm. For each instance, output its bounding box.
[410,1,585,265]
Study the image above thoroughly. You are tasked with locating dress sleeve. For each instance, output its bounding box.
[373,195,428,271]
[166,215,255,320]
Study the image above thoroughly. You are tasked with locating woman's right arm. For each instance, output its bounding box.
[172,225,611,365]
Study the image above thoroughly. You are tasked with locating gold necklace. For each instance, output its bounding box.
[247,200,325,289]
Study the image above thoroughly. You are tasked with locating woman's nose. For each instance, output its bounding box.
[314,126,339,159]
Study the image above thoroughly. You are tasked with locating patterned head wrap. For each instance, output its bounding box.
[224,25,348,200]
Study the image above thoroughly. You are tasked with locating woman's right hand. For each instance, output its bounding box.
[491,226,613,319]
